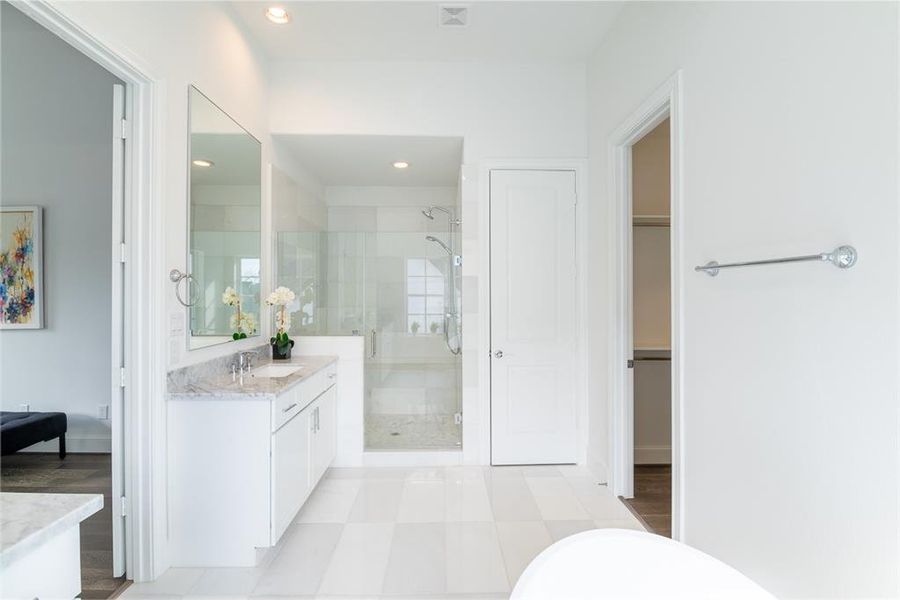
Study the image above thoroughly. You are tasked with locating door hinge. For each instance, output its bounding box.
[627,359,634,369]
[454,412,463,425]
[119,118,129,140]
[119,243,127,264]
[119,367,126,388]
[120,496,127,517]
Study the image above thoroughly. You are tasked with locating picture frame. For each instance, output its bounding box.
[0,206,43,329]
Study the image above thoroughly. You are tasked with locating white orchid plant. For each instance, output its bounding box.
[265,286,296,356]
[222,286,256,340]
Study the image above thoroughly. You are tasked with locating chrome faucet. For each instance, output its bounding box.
[236,350,260,375]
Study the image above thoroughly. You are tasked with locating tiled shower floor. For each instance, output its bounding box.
[365,414,461,450]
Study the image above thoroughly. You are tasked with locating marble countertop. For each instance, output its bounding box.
[1,492,103,568]
[168,354,337,399]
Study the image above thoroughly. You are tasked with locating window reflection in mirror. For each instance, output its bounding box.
[188,86,261,350]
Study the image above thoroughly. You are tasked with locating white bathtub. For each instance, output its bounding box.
[512,529,775,599]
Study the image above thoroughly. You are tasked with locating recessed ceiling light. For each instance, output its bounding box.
[265,6,291,24]
[392,161,410,169]
[192,159,214,168]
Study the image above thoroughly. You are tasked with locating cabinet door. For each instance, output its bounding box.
[271,410,310,544]
[312,386,337,484]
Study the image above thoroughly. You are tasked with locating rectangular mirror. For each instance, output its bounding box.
[188,86,261,350]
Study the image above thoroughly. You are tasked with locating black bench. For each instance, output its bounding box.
[0,412,67,458]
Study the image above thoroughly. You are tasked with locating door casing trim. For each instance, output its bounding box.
[13,0,167,580]
[608,71,684,540]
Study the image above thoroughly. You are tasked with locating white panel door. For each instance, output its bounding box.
[490,170,577,465]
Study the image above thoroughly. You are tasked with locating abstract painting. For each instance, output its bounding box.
[0,206,43,329]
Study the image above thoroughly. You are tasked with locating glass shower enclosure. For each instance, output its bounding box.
[276,225,462,451]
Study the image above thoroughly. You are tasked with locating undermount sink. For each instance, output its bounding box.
[250,364,303,378]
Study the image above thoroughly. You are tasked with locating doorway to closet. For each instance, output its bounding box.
[624,119,672,537]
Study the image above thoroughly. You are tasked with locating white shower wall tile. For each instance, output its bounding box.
[377,206,428,232]
[328,206,377,231]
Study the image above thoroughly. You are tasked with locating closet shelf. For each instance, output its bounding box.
[633,214,670,227]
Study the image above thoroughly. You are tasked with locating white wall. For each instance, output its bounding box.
[268,61,587,162]
[51,0,273,369]
[587,2,898,597]
[0,3,122,452]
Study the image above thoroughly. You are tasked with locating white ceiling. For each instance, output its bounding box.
[231,2,623,62]
[276,135,462,186]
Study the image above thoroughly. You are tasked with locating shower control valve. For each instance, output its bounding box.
[493,350,504,359]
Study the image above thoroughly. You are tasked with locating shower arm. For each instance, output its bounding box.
[423,206,462,226]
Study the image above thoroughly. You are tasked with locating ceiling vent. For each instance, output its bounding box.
[439,5,469,28]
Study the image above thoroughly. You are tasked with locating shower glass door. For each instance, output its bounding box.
[276,228,462,451]
[363,232,461,450]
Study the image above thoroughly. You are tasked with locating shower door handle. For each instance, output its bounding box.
[370,329,377,358]
[494,350,504,359]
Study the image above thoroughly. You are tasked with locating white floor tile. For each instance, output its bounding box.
[348,479,404,522]
[565,474,612,497]
[445,522,509,594]
[145,467,615,599]
[495,521,553,587]
[595,517,647,531]
[382,523,447,595]
[397,479,446,522]
[296,478,363,523]
[577,488,635,521]
[445,477,494,522]
[445,466,488,482]
[318,523,394,595]
[122,568,204,597]
[405,466,447,481]
[254,524,343,595]
[483,472,542,521]
[524,476,591,520]
[544,519,598,542]
[188,568,263,596]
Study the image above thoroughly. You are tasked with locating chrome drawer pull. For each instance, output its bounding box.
[282,403,297,413]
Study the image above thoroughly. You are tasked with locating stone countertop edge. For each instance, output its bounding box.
[0,492,103,569]
[167,354,338,399]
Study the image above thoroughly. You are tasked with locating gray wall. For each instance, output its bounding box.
[0,3,122,451]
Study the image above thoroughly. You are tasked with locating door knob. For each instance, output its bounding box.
[494,350,504,359]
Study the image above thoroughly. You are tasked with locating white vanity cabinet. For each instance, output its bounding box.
[168,358,337,567]
[310,383,337,482]
[270,403,311,543]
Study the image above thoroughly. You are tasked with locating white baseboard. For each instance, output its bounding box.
[635,445,671,465]
[19,437,111,454]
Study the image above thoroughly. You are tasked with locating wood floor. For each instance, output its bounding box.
[623,464,671,538]
[1,452,125,599]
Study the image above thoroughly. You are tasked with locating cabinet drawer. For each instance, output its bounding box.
[300,364,337,405]
[273,386,302,432]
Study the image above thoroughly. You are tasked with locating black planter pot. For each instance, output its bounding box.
[272,339,294,360]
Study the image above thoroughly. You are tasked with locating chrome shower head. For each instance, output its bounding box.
[421,208,435,220]
[425,235,453,255]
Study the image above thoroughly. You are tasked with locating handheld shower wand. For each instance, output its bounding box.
[425,235,453,255]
